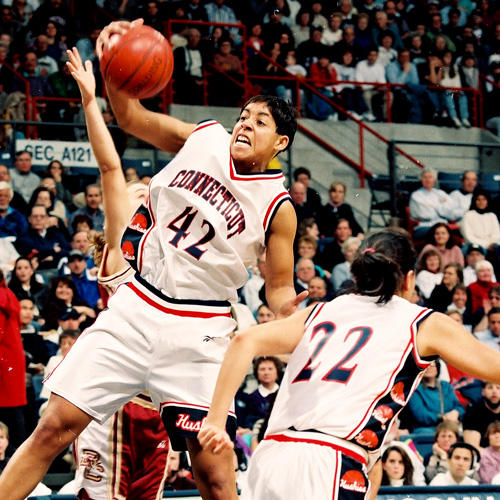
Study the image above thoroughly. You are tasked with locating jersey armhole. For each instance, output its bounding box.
[414,309,440,364]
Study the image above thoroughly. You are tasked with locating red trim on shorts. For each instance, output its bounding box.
[264,434,366,465]
[128,282,231,318]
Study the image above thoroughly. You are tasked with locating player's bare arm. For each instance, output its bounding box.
[265,201,308,316]
[198,307,312,453]
[417,311,500,385]
[97,19,195,154]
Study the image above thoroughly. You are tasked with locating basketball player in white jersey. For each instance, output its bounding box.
[0,24,305,500]
[198,229,500,500]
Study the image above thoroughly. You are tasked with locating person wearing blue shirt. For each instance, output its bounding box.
[0,182,27,239]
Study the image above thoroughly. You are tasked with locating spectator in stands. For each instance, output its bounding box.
[321,13,343,46]
[463,243,488,286]
[304,275,327,306]
[426,14,456,52]
[41,275,95,331]
[43,160,73,211]
[242,356,282,431]
[261,5,294,48]
[439,50,472,127]
[8,256,47,317]
[43,21,66,62]
[331,236,361,292]
[15,204,70,274]
[317,182,363,239]
[29,186,68,237]
[70,213,93,235]
[0,180,27,239]
[310,1,328,28]
[141,0,166,33]
[293,167,322,217]
[289,181,315,224]
[291,9,312,48]
[32,34,58,78]
[447,283,474,329]
[377,30,398,67]
[424,421,461,483]
[384,0,410,45]
[464,381,500,451]
[29,0,74,39]
[478,421,500,483]
[462,189,500,260]
[419,222,464,267]
[484,61,500,137]
[241,252,266,316]
[9,151,41,205]
[381,446,414,486]
[355,46,386,122]
[204,0,240,46]
[372,11,402,51]
[39,177,71,219]
[428,262,463,312]
[293,257,316,295]
[409,33,428,66]
[0,269,26,452]
[450,170,478,222]
[475,307,500,350]
[62,249,100,309]
[407,360,464,435]
[172,28,205,105]
[409,169,459,240]
[354,13,373,53]
[0,421,9,473]
[296,25,328,71]
[317,218,353,272]
[416,248,444,301]
[473,284,500,333]
[386,47,430,124]
[468,260,500,314]
[75,26,101,73]
[10,0,32,30]
[332,25,364,65]
[69,184,104,234]
[429,442,479,486]
[208,37,244,106]
[256,303,275,324]
[164,450,197,491]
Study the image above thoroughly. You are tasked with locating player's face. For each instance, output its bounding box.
[436,430,457,451]
[449,449,472,480]
[257,360,278,385]
[383,450,405,480]
[231,102,288,172]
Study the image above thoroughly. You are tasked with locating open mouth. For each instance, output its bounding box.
[235,135,251,146]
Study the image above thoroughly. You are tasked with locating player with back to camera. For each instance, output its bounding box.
[0,19,305,500]
[198,229,500,500]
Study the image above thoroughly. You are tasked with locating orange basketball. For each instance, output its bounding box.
[100,24,174,100]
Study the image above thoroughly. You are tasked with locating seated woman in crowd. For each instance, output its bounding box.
[478,421,500,484]
[295,235,330,279]
[419,222,464,267]
[447,283,474,329]
[8,256,47,318]
[29,187,69,240]
[468,259,500,314]
[424,421,461,483]
[43,160,74,211]
[406,361,464,435]
[41,275,95,331]
[428,262,463,312]
[381,446,414,487]
[416,248,444,301]
[331,236,361,292]
[462,188,500,265]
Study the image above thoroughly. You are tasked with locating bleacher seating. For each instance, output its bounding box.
[437,172,462,193]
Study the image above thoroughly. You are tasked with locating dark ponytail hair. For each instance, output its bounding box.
[350,229,417,304]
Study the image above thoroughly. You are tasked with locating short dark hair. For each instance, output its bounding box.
[488,307,500,318]
[240,95,298,152]
[253,356,284,381]
[293,167,311,181]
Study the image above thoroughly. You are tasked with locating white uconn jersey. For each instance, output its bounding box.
[135,120,290,303]
[267,294,435,454]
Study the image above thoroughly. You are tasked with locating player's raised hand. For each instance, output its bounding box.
[96,18,144,58]
[66,48,95,104]
[277,290,309,319]
[198,424,234,454]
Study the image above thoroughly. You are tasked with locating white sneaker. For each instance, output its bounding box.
[451,116,462,128]
[462,118,471,128]
[327,113,338,122]
[349,111,362,121]
[363,111,376,122]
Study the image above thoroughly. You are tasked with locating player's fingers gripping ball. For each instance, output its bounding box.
[100,24,173,99]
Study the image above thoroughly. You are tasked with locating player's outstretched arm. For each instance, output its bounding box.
[67,48,128,260]
[97,19,195,154]
[198,307,312,453]
[417,312,500,384]
[265,201,308,317]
